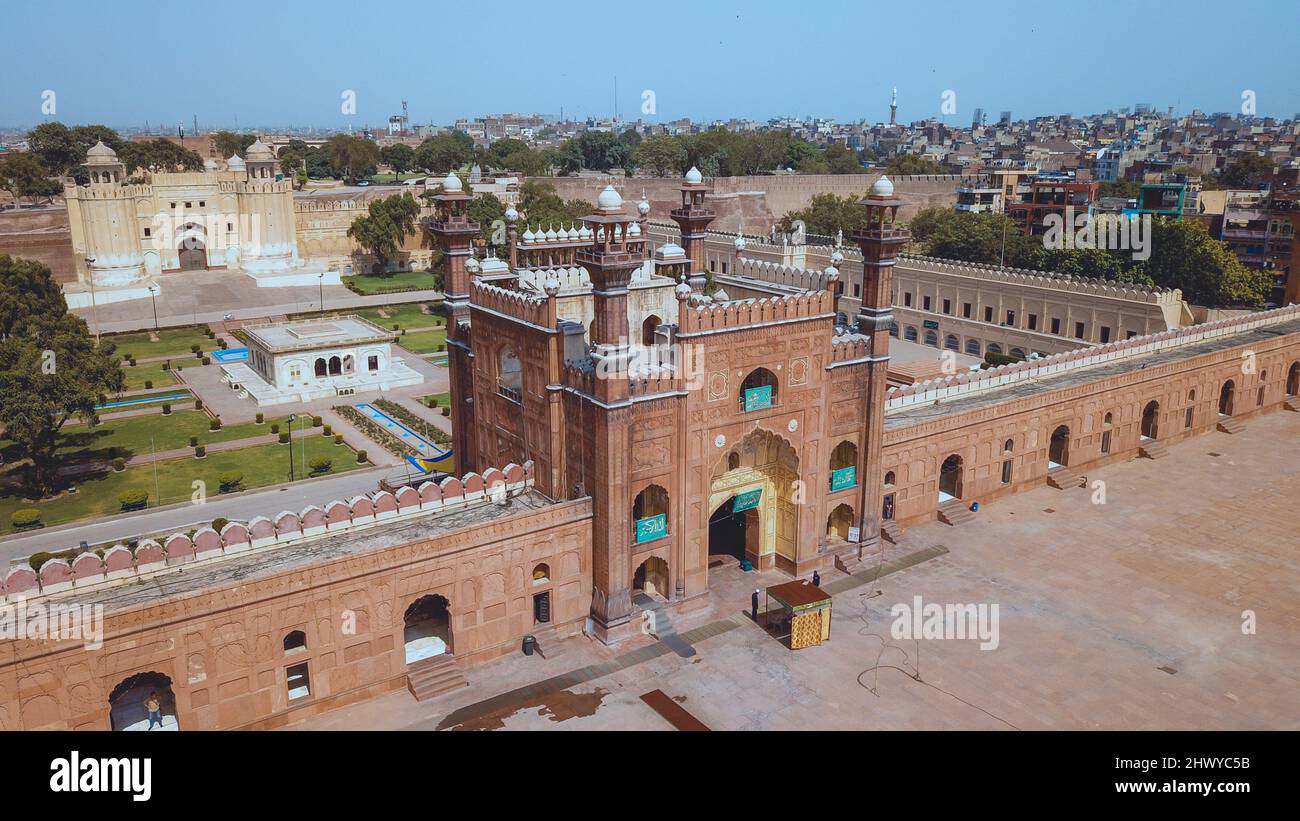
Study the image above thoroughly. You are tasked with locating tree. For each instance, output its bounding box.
[824,143,866,174]
[499,148,550,176]
[0,154,61,207]
[1099,180,1140,200]
[212,131,257,159]
[572,131,633,172]
[117,139,204,174]
[485,138,529,168]
[1217,154,1274,189]
[325,134,381,182]
[380,144,416,176]
[633,135,687,176]
[467,192,507,252]
[779,194,871,237]
[346,193,421,273]
[1136,218,1270,307]
[887,153,947,175]
[0,256,124,496]
[414,131,473,174]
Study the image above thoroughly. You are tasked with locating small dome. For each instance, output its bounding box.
[578,225,592,239]
[628,221,641,236]
[226,154,246,171]
[545,226,558,242]
[245,138,274,161]
[465,257,481,274]
[684,166,703,184]
[566,226,579,240]
[505,206,518,222]
[675,281,693,300]
[442,172,463,192]
[543,278,561,297]
[831,250,844,264]
[596,184,623,210]
[638,196,651,215]
[734,236,747,251]
[522,227,535,243]
[85,141,119,164]
[825,265,840,281]
[655,242,686,260]
[203,158,219,171]
[870,175,894,197]
[480,257,509,274]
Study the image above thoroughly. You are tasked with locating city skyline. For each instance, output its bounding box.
[3,0,1298,129]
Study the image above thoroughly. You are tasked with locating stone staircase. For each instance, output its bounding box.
[405,654,468,702]
[632,592,696,658]
[528,623,570,661]
[937,499,975,527]
[1285,398,1300,413]
[1046,467,1084,490]
[1138,439,1170,460]
[1216,415,1246,435]
[881,521,905,545]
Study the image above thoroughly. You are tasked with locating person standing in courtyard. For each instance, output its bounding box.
[145,691,162,730]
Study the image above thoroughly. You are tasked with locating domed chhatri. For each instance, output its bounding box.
[734,235,747,251]
[596,184,624,211]
[638,195,651,216]
[684,166,704,185]
[245,138,274,161]
[442,172,464,193]
[870,175,895,198]
[504,206,519,222]
[85,140,119,162]
[226,154,246,172]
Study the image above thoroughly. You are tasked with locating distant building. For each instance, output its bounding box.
[1007,171,1100,235]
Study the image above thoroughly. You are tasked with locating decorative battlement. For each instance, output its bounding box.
[894,254,1182,303]
[470,279,555,328]
[830,330,873,364]
[729,257,831,293]
[679,290,835,335]
[65,182,154,200]
[561,358,682,401]
[885,303,1300,410]
[518,264,591,293]
[519,223,592,246]
[2,462,537,604]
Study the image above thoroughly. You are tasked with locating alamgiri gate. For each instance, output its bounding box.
[3,172,1300,729]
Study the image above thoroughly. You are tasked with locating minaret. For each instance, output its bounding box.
[429,171,482,472]
[75,141,146,287]
[890,87,898,126]
[669,167,715,293]
[841,176,908,573]
[236,138,298,273]
[577,185,646,643]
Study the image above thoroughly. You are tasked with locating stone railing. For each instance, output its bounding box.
[884,304,1300,410]
[470,279,555,328]
[679,291,834,334]
[830,331,873,364]
[1,462,536,604]
[730,257,831,292]
[895,254,1181,303]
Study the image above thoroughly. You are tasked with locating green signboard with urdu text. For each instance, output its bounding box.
[733,489,762,513]
[635,513,667,543]
[743,385,773,412]
[831,466,857,491]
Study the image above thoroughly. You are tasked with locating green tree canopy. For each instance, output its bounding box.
[325,134,381,182]
[380,143,416,175]
[415,131,474,174]
[346,193,421,273]
[212,131,258,160]
[633,134,688,177]
[0,154,62,207]
[887,153,948,175]
[117,139,204,174]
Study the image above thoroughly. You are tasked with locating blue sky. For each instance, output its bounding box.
[3,0,1297,129]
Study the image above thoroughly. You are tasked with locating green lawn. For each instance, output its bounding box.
[102,325,214,361]
[397,328,447,355]
[96,388,193,412]
[342,270,440,295]
[419,392,451,409]
[119,361,179,391]
[290,301,442,332]
[365,172,427,183]
[0,436,365,534]
[51,411,309,462]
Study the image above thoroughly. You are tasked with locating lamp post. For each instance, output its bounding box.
[287,414,296,482]
[318,272,324,314]
[85,257,100,345]
[300,414,308,478]
[147,282,160,331]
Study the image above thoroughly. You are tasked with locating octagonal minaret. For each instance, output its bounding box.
[669,167,716,293]
[71,141,147,287]
[234,137,299,273]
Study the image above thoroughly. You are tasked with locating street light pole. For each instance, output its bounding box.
[318,272,324,314]
[85,257,100,345]
[148,283,160,331]
[287,414,296,482]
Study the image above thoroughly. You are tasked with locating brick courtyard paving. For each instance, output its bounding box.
[291,409,1300,731]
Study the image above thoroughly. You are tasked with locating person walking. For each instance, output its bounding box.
[145,691,163,730]
[812,570,821,587]
[751,588,760,622]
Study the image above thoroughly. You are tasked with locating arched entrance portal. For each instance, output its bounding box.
[1049,425,1070,467]
[403,595,451,664]
[826,503,854,541]
[938,454,963,501]
[707,428,800,573]
[109,671,178,731]
[633,556,670,599]
[1287,362,1300,397]
[1140,401,1159,440]
[1219,380,1235,416]
[177,223,208,271]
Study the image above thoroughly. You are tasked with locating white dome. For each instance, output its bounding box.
[684,166,703,184]
[86,140,118,161]
[522,227,535,242]
[655,242,686,260]
[871,175,894,197]
[578,225,592,239]
[831,250,844,264]
[734,236,747,250]
[596,185,623,210]
[638,196,651,215]
[245,138,274,161]
[675,281,693,299]
[628,221,641,236]
[226,154,246,171]
[825,265,840,280]
[481,257,509,274]
[504,206,518,221]
[465,256,480,274]
[442,172,463,192]
[545,226,558,242]
[543,278,561,296]
[566,226,579,240]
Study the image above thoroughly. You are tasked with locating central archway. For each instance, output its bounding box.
[403,594,451,664]
[707,427,800,573]
[939,454,963,500]
[1287,362,1299,397]
[1219,380,1235,416]
[109,671,178,731]
[633,556,670,599]
[1141,401,1159,440]
[1049,425,1071,467]
[177,223,208,271]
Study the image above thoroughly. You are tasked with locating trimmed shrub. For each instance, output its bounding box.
[28,551,53,570]
[270,423,280,434]
[123,352,134,361]
[209,417,222,431]
[189,435,198,448]
[118,488,148,510]
[218,471,243,493]
[161,403,171,415]
[392,323,400,330]
[334,433,343,445]
[176,363,183,372]
[163,359,170,370]
[437,343,446,352]
[311,415,322,427]
[279,432,290,444]
[191,344,201,353]
[356,449,368,463]
[11,508,42,529]
[112,457,125,472]
[255,412,264,424]
[211,517,229,532]
[194,398,203,410]
[194,444,206,458]
[322,423,332,436]
[144,379,153,389]
[218,339,228,349]
[91,414,101,426]
[201,355,211,366]
[441,407,450,417]
[426,397,439,408]
[309,457,333,475]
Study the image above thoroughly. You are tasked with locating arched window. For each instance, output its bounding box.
[924,330,938,347]
[1185,390,1195,429]
[641,314,662,347]
[498,346,522,401]
[632,484,670,543]
[1009,348,1026,360]
[283,630,307,655]
[829,440,858,490]
[1101,412,1113,453]
[883,470,896,486]
[728,451,740,471]
[944,334,959,351]
[826,503,855,541]
[889,322,900,338]
[739,367,778,411]
[1001,438,1013,484]
[1257,370,1267,406]
[1287,362,1299,397]
[904,326,918,342]
[987,342,1003,354]
[1219,380,1235,416]
[1141,400,1159,440]
[314,357,327,377]
[531,563,550,584]
[964,338,981,356]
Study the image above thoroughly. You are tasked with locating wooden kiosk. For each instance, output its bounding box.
[765,579,833,649]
